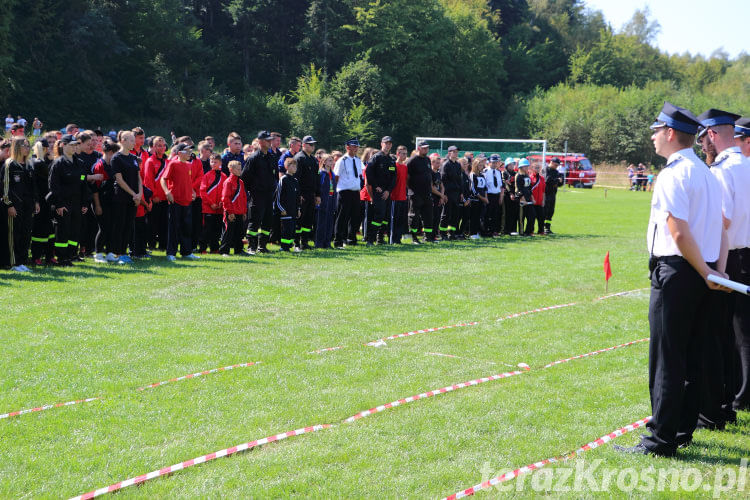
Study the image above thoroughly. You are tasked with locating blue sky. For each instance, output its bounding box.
[584,0,748,59]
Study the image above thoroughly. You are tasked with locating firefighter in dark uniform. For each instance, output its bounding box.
[502,157,519,234]
[458,159,472,239]
[241,130,277,254]
[439,145,463,240]
[48,134,91,266]
[30,138,55,264]
[407,141,436,244]
[292,135,320,250]
[515,159,533,236]
[365,136,397,245]
[544,157,563,234]
[615,102,731,457]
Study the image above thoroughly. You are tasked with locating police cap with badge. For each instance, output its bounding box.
[735,117,750,139]
[650,101,701,134]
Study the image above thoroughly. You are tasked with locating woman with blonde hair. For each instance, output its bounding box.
[1,137,38,271]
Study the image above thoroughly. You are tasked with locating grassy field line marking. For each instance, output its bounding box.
[68,424,333,500]
[542,338,649,369]
[136,362,262,391]
[442,416,652,500]
[308,346,346,354]
[0,397,101,420]
[343,368,530,423]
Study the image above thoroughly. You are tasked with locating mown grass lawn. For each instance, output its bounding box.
[1,187,747,498]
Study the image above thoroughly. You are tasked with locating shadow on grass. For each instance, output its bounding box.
[677,442,750,467]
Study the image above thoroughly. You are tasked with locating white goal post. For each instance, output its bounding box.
[414,137,547,165]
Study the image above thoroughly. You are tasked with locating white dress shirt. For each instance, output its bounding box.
[334,154,363,192]
[647,148,723,261]
[711,146,750,249]
[483,167,502,194]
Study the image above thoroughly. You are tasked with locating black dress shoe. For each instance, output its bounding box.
[613,443,651,455]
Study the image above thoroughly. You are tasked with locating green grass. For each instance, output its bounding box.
[1,188,748,498]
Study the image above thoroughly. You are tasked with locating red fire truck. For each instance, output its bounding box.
[528,152,597,188]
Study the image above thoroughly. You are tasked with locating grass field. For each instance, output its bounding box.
[2,188,748,499]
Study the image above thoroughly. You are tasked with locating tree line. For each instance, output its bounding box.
[2,0,747,164]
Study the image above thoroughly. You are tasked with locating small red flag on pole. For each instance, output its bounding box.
[604,251,613,292]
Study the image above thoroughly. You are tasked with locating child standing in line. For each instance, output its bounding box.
[200,153,226,253]
[315,154,336,248]
[468,158,488,239]
[218,160,247,256]
[275,158,300,252]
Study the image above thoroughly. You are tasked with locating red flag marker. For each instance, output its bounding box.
[603,251,612,292]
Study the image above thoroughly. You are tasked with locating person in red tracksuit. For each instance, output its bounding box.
[200,153,226,253]
[190,149,204,251]
[529,163,546,235]
[219,160,247,256]
[143,136,168,250]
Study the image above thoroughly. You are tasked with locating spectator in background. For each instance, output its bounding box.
[278,136,301,175]
[32,117,42,136]
[10,123,25,137]
[4,114,13,132]
[530,163,546,235]
[16,116,27,128]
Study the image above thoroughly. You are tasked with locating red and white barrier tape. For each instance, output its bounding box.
[366,322,480,346]
[495,303,577,322]
[543,339,649,369]
[442,416,652,500]
[137,362,261,391]
[595,288,648,301]
[0,397,101,420]
[308,346,345,355]
[69,424,332,500]
[344,368,529,423]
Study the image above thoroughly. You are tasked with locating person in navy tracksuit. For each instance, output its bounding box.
[315,154,336,248]
[275,158,300,251]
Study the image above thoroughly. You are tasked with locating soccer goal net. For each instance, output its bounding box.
[414,137,547,164]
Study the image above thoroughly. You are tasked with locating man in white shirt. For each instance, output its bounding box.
[483,155,503,236]
[333,138,364,248]
[616,102,731,457]
[700,109,750,413]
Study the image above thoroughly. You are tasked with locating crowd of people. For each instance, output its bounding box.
[1,124,566,270]
[613,104,750,458]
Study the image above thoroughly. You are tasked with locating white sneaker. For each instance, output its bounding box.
[166,255,177,262]
[470,234,480,240]
[11,265,29,272]
[184,253,200,260]
[94,253,106,263]
[291,247,302,253]
[105,252,118,262]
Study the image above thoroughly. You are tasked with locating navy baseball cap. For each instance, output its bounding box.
[60,134,79,145]
[257,130,272,140]
[489,154,501,162]
[650,101,701,135]
[381,136,393,143]
[698,108,741,128]
[173,142,192,153]
[346,138,360,146]
[302,135,317,144]
[447,145,458,152]
[417,141,429,148]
